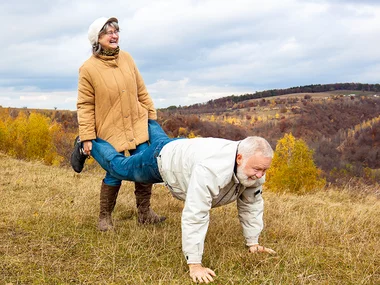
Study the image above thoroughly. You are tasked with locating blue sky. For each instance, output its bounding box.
[1,0,379,110]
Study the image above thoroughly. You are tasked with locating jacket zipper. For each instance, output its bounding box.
[214,184,240,207]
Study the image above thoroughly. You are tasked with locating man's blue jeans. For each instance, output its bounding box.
[103,142,149,186]
[91,120,175,184]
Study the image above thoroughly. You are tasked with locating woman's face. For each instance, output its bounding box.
[98,25,119,50]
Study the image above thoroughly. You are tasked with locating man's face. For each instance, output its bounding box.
[236,154,272,187]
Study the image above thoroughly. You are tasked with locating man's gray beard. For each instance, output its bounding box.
[236,166,257,188]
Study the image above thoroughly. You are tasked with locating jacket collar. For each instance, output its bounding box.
[93,53,119,68]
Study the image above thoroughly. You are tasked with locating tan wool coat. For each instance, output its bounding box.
[77,50,157,152]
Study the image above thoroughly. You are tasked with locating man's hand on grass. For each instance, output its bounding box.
[189,264,216,283]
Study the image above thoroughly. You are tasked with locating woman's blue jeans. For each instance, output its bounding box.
[91,120,175,184]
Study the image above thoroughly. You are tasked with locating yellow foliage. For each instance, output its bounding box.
[26,113,52,160]
[226,117,235,124]
[225,117,241,125]
[350,115,380,138]
[178,127,187,137]
[0,119,7,150]
[266,133,326,194]
[0,111,65,165]
[7,112,28,158]
[188,131,197,138]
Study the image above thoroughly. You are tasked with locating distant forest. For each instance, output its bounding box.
[165,82,380,113]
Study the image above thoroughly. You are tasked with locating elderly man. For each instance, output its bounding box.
[84,119,276,283]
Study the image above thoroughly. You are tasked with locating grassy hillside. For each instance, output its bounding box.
[1,154,379,284]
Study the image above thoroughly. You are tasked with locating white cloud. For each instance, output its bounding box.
[0,87,77,110]
[0,0,380,110]
[147,78,253,108]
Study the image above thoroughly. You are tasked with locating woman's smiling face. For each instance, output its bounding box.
[98,25,119,50]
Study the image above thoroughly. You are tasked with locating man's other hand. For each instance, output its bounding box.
[249,244,276,254]
[189,264,216,283]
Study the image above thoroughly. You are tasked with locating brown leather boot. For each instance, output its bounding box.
[135,182,166,224]
[98,182,120,231]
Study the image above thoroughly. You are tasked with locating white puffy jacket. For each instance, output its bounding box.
[158,137,265,264]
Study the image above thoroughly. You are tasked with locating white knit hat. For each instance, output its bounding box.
[88,16,118,46]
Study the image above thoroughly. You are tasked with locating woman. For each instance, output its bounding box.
[71,16,165,231]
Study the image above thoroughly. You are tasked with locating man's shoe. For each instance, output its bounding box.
[138,208,166,224]
[70,136,88,173]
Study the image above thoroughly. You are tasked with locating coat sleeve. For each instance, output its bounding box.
[133,60,157,120]
[77,66,97,141]
[237,184,264,246]
[182,164,217,264]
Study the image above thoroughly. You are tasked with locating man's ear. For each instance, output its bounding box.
[236,153,243,165]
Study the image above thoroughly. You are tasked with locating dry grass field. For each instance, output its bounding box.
[1,154,379,284]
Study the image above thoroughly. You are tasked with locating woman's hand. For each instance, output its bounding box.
[83,141,92,156]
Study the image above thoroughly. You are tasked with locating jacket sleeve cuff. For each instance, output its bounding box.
[148,113,157,120]
[79,134,96,142]
[185,254,203,264]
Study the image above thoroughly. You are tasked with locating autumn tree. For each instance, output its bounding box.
[265,133,325,194]
[0,111,65,165]
[7,111,28,158]
[0,119,7,151]
[25,113,52,160]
